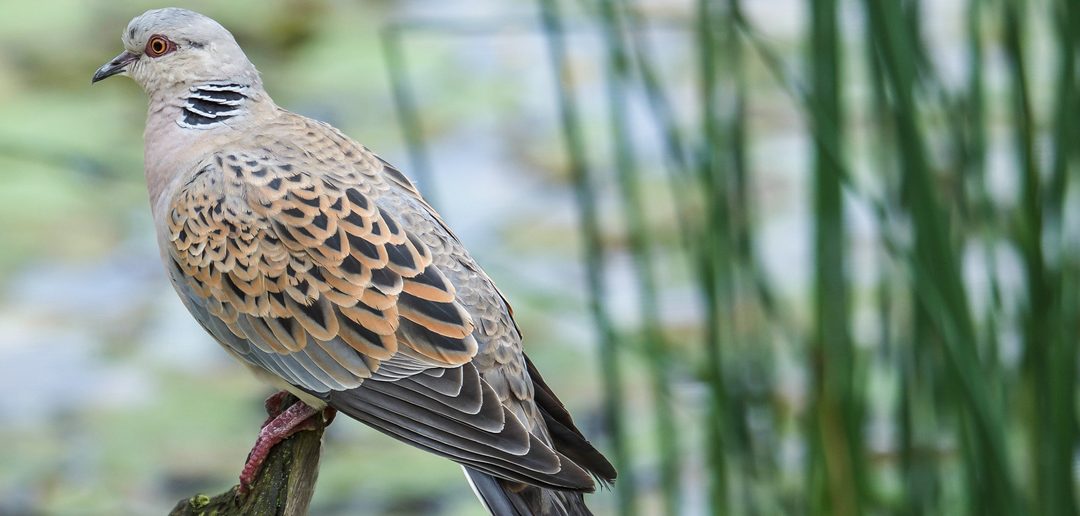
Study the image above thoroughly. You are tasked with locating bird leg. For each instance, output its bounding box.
[239,393,336,493]
[261,390,294,426]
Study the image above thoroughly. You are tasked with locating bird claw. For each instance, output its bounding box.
[238,397,334,495]
[260,391,293,427]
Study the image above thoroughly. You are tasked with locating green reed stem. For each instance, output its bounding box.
[806,0,862,515]
[1008,0,1078,513]
[536,2,636,514]
[696,0,734,513]
[864,1,1016,513]
[379,25,440,207]
[592,1,682,514]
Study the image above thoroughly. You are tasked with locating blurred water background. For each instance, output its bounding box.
[0,0,1077,515]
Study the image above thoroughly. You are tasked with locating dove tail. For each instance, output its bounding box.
[464,467,594,516]
[461,356,616,516]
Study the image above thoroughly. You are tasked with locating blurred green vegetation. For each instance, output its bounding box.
[0,0,1077,515]
[525,0,1080,515]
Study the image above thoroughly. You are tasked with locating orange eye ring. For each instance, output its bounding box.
[145,35,174,58]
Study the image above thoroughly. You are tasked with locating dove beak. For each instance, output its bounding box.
[92,51,138,84]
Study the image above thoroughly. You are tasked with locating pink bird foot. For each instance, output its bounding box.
[238,393,336,494]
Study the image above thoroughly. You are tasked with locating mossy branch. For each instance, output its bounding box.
[168,395,324,516]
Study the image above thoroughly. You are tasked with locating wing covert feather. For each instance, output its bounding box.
[162,114,604,493]
[165,139,477,394]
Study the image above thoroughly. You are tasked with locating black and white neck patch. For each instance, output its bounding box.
[180,83,249,128]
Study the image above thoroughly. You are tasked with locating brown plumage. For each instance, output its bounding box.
[94,8,615,515]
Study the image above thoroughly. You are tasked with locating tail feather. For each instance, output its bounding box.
[525,355,617,486]
[465,467,594,516]
[461,356,616,515]
[318,355,616,515]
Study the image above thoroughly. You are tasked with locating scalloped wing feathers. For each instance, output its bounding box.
[165,120,479,391]
[159,112,613,496]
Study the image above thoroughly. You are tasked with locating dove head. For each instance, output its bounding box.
[93,8,261,96]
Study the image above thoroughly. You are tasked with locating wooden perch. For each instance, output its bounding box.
[168,395,324,516]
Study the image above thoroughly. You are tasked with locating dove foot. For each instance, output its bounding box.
[261,391,294,426]
[239,397,336,494]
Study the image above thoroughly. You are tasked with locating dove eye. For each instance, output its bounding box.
[145,35,175,58]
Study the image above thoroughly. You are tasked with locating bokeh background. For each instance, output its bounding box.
[0,0,1077,515]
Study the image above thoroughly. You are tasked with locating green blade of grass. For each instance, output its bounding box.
[1020,0,1079,513]
[806,0,863,515]
[863,1,1017,513]
[536,1,636,514]
[592,1,683,514]
[379,25,440,207]
[1001,3,1051,514]
[695,0,736,512]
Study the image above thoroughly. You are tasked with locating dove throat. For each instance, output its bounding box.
[180,82,250,128]
[142,81,262,223]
